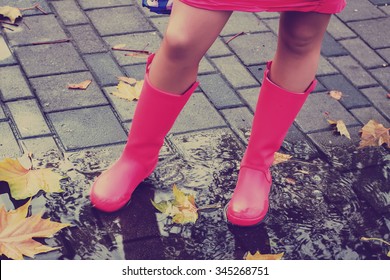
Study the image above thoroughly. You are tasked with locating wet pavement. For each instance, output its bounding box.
[0,0,390,260]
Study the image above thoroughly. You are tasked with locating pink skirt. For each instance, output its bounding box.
[179,0,347,14]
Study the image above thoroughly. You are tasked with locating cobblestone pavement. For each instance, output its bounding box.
[0,0,389,260]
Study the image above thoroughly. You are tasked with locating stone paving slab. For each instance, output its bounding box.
[377,48,390,64]
[220,107,253,143]
[0,0,51,15]
[83,53,124,86]
[350,106,390,127]
[0,122,21,159]
[0,65,33,101]
[51,0,90,26]
[327,15,357,40]
[220,12,269,36]
[4,15,68,46]
[15,43,87,77]
[86,6,153,36]
[360,87,390,120]
[30,71,109,112]
[338,0,386,22]
[67,25,109,54]
[48,106,128,150]
[102,86,137,122]
[348,17,390,49]
[0,36,16,66]
[370,67,390,90]
[78,0,133,9]
[7,99,51,138]
[0,105,6,120]
[321,32,349,57]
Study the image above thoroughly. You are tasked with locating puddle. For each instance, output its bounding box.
[0,129,389,260]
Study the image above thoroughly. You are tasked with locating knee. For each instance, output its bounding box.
[280,24,322,56]
[163,27,197,61]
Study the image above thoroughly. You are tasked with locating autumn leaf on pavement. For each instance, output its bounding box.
[117,76,137,85]
[151,185,198,224]
[0,6,22,23]
[0,199,70,260]
[328,119,351,139]
[0,155,63,200]
[244,250,284,260]
[67,79,92,90]
[111,80,144,101]
[273,152,292,165]
[358,120,390,149]
[329,90,343,100]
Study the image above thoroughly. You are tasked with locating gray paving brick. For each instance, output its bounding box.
[67,24,109,54]
[104,33,161,66]
[321,33,348,57]
[296,92,359,133]
[51,0,89,25]
[350,107,390,127]
[282,124,320,160]
[378,3,390,14]
[171,92,226,133]
[220,107,253,143]
[102,86,137,122]
[318,74,371,109]
[348,18,390,49]
[308,127,388,171]
[247,64,266,84]
[361,87,390,121]
[255,12,280,19]
[0,0,51,15]
[377,48,390,64]
[227,32,277,65]
[48,106,128,150]
[0,35,16,66]
[21,137,59,156]
[30,72,109,112]
[370,66,390,90]
[7,99,51,138]
[337,0,385,21]
[238,87,258,111]
[0,66,33,101]
[317,56,338,76]
[78,0,132,9]
[212,56,259,88]
[84,53,124,86]
[199,58,215,75]
[369,0,390,5]
[198,74,242,109]
[150,16,169,35]
[0,104,6,120]
[328,56,377,88]
[221,12,268,36]
[0,122,21,159]
[340,38,386,68]
[86,6,153,36]
[262,18,279,34]
[124,64,147,80]
[207,37,232,57]
[15,43,87,77]
[4,15,68,46]
[327,15,356,40]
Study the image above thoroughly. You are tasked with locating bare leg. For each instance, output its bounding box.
[270,11,331,92]
[149,0,232,94]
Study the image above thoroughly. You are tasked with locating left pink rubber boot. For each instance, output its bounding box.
[227,61,317,226]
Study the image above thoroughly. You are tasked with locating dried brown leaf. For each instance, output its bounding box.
[328,119,351,139]
[273,152,292,165]
[0,6,22,23]
[67,79,92,90]
[358,120,390,149]
[244,250,284,260]
[117,76,137,85]
[329,90,343,100]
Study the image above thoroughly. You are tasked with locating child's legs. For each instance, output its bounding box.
[270,11,331,93]
[149,0,232,94]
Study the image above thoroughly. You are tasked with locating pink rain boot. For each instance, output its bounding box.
[227,61,317,226]
[90,54,199,212]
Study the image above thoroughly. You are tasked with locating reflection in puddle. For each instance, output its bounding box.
[1,129,388,259]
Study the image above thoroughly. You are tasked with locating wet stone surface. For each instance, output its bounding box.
[0,129,389,260]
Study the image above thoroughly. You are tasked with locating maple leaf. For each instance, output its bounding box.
[328,119,351,140]
[273,152,292,165]
[67,79,92,90]
[244,250,284,260]
[0,6,22,23]
[329,90,343,100]
[358,120,390,149]
[111,80,143,101]
[0,156,63,200]
[151,185,198,224]
[0,199,70,260]
[117,76,137,85]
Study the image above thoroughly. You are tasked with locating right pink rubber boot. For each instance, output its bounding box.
[90,54,199,212]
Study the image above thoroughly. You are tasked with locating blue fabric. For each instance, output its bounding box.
[142,0,173,14]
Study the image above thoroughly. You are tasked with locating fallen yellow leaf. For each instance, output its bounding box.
[152,185,198,224]
[0,199,70,260]
[0,6,22,23]
[244,250,284,260]
[273,152,292,165]
[117,76,137,85]
[67,79,92,90]
[358,120,390,149]
[329,90,343,100]
[111,80,143,101]
[328,119,351,139]
[0,157,63,200]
